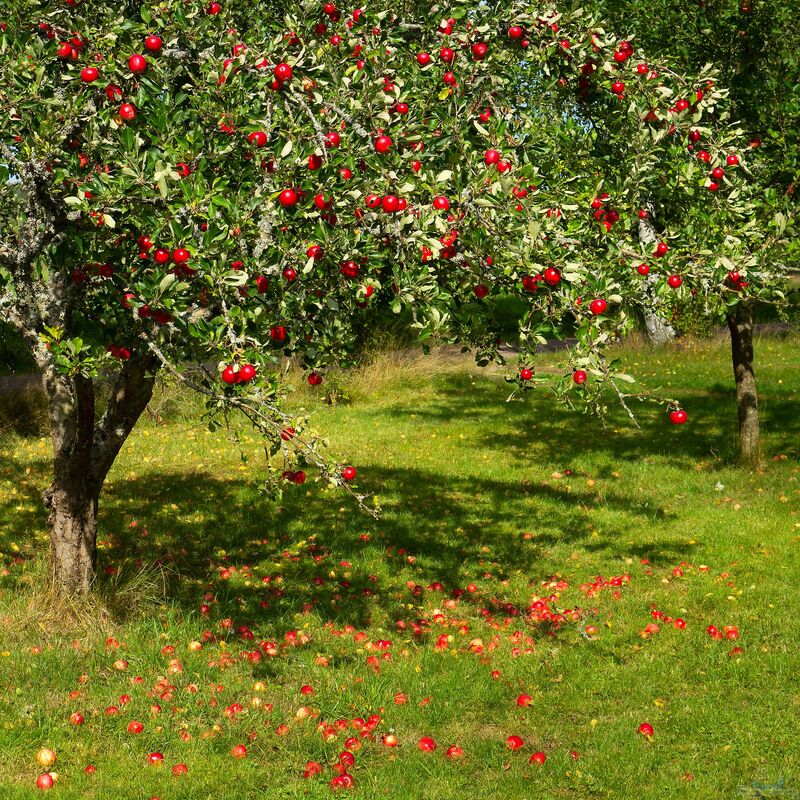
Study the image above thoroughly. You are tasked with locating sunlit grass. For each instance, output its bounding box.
[0,333,798,799]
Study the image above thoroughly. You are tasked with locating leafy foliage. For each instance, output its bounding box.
[0,0,791,498]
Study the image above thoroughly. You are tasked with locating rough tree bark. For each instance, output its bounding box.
[638,203,677,345]
[727,303,760,465]
[39,355,161,594]
[1,150,163,593]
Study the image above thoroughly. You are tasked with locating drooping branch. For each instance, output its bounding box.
[140,333,379,516]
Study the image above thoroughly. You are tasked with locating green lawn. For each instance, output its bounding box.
[1,333,799,799]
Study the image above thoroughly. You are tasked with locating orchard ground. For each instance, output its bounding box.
[1,332,799,800]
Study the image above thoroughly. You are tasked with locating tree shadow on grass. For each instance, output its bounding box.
[0,448,689,636]
[2,353,795,636]
[378,369,800,468]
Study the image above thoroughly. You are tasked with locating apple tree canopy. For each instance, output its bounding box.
[0,0,783,507]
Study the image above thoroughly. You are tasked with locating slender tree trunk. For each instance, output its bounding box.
[638,203,676,344]
[727,303,760,465]
[38,355,160,594]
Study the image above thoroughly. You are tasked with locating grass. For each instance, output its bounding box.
[1,332,799,799]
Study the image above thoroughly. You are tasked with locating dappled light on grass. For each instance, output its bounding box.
[0,335,798,798]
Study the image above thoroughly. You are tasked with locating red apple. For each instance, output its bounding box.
[128,54,147,74]
[381,195,400,213]
[274,62,293,82]
[543,267,561,286]
[238,363,256,383]
[471,43,488,60]
[248,130,268,147]
[119,102,137,121]
[667,274,682,288]
[418,736,437,752]
[374,135,392,153]
[36,773,54,791]
[279,188,298,207]
[342,466,357,481]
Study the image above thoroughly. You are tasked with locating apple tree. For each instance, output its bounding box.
[586,0,799,461]
[0,0,779,595]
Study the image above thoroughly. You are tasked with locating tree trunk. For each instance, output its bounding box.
[727,303,760,465]
[38,355,160,594]
[638,203,676,345]
[48,484,99,594]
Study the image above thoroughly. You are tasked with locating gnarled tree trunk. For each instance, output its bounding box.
[39,355,160,594]
[727,303,760,466]
[48,485,99,594]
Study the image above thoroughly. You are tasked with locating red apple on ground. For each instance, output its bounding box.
[418,736,437,751]
[516,694,533,707]
[36,773,54,791]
